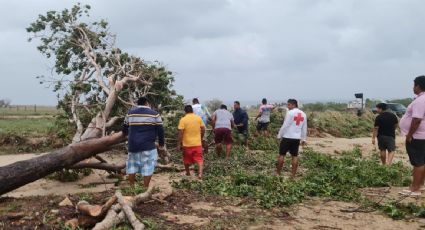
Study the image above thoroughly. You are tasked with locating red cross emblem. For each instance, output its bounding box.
[294,113,304,126]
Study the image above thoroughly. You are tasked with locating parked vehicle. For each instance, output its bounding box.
[371,103,406,117]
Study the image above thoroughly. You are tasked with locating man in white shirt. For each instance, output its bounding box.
[276,99,307,177]
[212,104,235,159]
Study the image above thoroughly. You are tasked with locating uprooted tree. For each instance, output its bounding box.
[0,4,182,195]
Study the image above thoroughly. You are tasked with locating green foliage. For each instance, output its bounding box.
[121,184,146,196]
[365,98,382,108]
[48,113,75,141]
[27,4,183,139]
[0,118,54,137]
[162,111,185,146]
[47,168,92,182]
[381,202,407,220]
[248,136,278,151]
[302,102,347,112]
[142,218,159,230]
[247,109,373,139]
[175,147,411,209]
[307,111,375,138]
[0,118,65,154]
[379,202,425,220]
[77,192,94,202]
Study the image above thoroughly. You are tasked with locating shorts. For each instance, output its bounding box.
[214,128,233,145]
[406,138,425,167]
[377,135,396,152]
[257,122,269,131]
[126,149,158,176]
[183,146,203,165]
[279,138,301,156]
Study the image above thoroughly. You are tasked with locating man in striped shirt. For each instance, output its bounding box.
[122,97,165,188]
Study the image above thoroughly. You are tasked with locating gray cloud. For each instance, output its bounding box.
[0,0,423,105]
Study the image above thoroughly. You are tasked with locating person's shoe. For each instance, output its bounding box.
[398,190,421,197]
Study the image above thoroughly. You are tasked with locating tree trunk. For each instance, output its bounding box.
[0,132,126,196]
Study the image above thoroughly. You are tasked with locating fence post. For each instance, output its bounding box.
[34,105,37,113]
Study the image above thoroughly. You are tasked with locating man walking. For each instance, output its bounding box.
[372,103,399,165]
[212,104,235,159]
[276,99,307,178]
[192,98,211,152]
[233,101,249,147]
[256,98,274,137]
[122,97,165,188]
[177,105,206,180]
[192,98,211,126]
[399,76,425,196]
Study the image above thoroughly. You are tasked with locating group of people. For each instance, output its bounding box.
[122,75,425,198]
[122,97,307,187]
[370,76,425,196]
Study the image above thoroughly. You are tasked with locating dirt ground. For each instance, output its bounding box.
[1,136,424,229]
[308,135,411,165]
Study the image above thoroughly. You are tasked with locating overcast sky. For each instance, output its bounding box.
[0,0,423,105]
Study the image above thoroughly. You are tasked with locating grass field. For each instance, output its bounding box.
[0,118,54,137]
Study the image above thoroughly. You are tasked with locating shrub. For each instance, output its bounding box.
[175,147,411,209]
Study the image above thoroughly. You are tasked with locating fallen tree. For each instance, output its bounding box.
[0,132,125,196]
[0,4,183,195]
[63,183,172,229]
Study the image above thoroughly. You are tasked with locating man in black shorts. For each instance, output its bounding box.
[399,76,425,196]
[372,103,398,165]
[276,99,307,177]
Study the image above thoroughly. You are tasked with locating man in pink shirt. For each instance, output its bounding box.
[399,76,425,196]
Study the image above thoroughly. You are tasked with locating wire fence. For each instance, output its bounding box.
[0,105,58,118]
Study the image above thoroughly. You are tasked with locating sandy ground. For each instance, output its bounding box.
[308,135,411,165]
[0,152,125,198]
[1,136,423,229]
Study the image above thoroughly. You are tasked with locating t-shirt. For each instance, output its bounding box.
[277,108,307,140]
[233,108,248,132]
[192,104,210,126]
[258,104,274,123]
[400,92,425,139]
[178,113,205,147]
[213,109,234,130]
[374,112,398,138]
[122,106,165,152]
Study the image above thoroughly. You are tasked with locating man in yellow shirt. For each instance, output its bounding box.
[177,105,206,180]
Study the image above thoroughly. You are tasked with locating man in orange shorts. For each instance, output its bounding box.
[177,105,206,180]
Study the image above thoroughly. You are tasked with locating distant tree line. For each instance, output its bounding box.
[387,98,413,107]
[366,98,413,108]
[302,98,413,112]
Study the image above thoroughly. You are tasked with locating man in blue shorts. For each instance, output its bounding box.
[122,96,165,188]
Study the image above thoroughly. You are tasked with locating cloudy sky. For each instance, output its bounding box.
[0,0,423,105]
